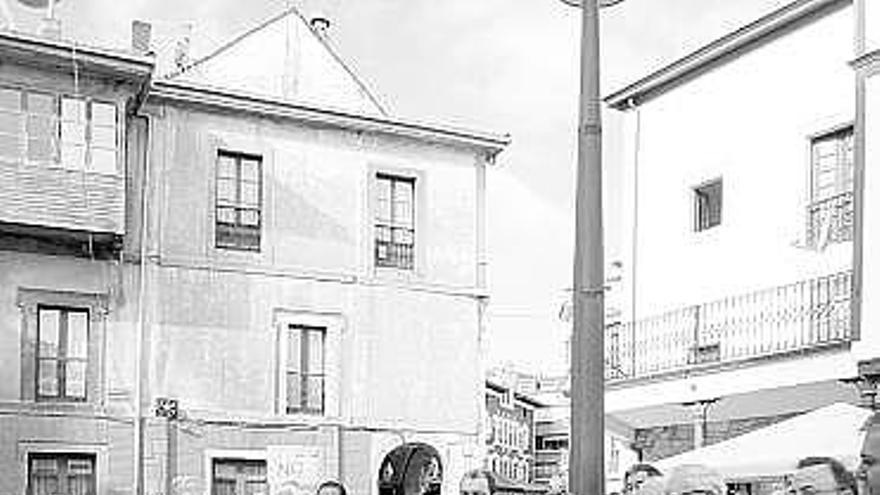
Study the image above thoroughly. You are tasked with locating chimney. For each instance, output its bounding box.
[173,32,191,72]
[131,20,152,55]
[37,0,61,40]
[310,12,330,37]
[38,16,61,40]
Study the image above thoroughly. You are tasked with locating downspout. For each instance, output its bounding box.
[131,75,153,495]
[627,98,641,377]
[475,151,490,469]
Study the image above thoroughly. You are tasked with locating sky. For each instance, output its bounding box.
[5,0,794,374]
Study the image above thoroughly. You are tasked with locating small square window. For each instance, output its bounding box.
[693,179,722,232]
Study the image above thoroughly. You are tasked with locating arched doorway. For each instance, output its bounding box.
[378,443,443,495]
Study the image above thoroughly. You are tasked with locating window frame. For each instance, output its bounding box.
[210,458,268,495]
[0,85,120,174]
[374,173,416,270]
[27,452,96,495]
[215,150,263,252]
[35,305,90,402]
[806,124,854,246]
[693,178,723,232]
[809,124,854,204]
[284,325,326,415]
[18,288,108,405]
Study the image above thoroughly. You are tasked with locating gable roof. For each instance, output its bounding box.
[605,0,850,110]
[149,78,510,156]
[168,5,386,116]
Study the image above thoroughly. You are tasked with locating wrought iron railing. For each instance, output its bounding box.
[606,271,853,382]
[806,192,854,247]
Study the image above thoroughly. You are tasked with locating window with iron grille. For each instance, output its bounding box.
[285,325,325,414]
[693,179,722,232]
[375,174,415,269]
[0,87,118,173]
[36,307,89,401]
[808,125,854,246]
[212,459,267,495]
[216,151,262,251]
[28,453,96,495]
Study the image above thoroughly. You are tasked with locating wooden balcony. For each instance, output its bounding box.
[606,271,854,383]
[0,88,125,249]
[0,161,124,235]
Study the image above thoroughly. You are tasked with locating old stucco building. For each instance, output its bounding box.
[0,7,508,495]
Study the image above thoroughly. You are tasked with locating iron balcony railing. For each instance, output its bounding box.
[806,192,854,247]
[606,271,853,382]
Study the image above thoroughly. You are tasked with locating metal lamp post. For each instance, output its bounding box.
[557,1,624,494]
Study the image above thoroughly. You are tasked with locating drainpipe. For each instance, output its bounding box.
[131,85,153,495]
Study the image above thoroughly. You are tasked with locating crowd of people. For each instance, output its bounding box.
[618,413,880,495]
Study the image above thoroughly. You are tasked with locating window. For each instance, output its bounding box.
[212,459,267,495]
[693,179,722,232]
[28,453,96,495]
[375,174,415,269]
[285,325,325,414]
[0,87,118,172]
[36,307,89,401]
[216,151,262,251]
[808,125,854,246]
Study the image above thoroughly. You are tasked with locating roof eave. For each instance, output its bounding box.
[149,80,510,156]
[604,0,849,110]
[0,30,154,81]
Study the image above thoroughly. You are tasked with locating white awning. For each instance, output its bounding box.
[655,403,871,479]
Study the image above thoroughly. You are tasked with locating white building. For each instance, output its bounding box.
[603,0,874,469]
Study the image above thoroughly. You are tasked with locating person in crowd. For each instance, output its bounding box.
[624,463,663,495]
[793,457,856,495]
[859,413,880,495]
[664,464,725,495]
[317,480,347,495]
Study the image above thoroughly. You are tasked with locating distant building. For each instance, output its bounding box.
[485,380,545,486]
[531,389,637,495]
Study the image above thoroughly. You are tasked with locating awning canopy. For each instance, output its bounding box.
[655,403,871,479]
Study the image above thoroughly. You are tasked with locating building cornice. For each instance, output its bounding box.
[605,0,850,110]
[149,79,511,156]
[0,30,154,81]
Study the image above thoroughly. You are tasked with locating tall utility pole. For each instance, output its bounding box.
[570,1,604,495]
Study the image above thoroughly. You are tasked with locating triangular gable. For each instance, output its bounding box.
[170,7,385,116]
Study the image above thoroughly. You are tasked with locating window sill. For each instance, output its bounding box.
[0,159,122,178]
[0,399,106,416]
